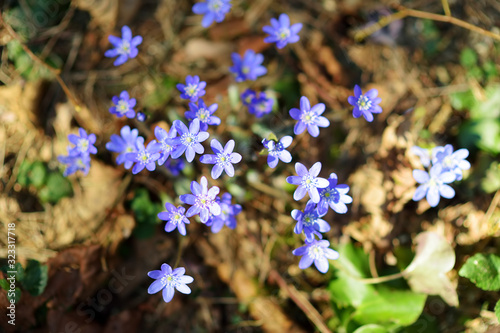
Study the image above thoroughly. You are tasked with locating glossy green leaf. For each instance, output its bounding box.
[459,253,500,291]
[38,172,73,204]
[21,260,48,296]
[353,324,389,333]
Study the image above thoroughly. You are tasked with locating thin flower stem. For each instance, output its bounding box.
[441,0,452,16]
[0,14,81,109]
[333,261,405,285]
[354,4,500,43]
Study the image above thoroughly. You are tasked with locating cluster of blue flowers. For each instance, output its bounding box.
[56,1,445,305]
[58,128,98,176]
[411,144,470,207]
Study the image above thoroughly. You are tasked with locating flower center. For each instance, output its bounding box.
[117,100,129,113]
[309,245,324,260]
[303,214,315,226]
[119,40,131,55]
[278,28,290,40]
[357,95,372,111]
[181,133,196,146]
[139,151,150,164]
[209,0,222,11]
[322,188,340,203]
[78,139,89,152]
[186,84,198,97]
[301,175,317,189]
[269,142,284,155]
[301,111,315,124]
[442,156,453,168]
[217,153,230,166]
[242,66,250,74]
[196,108,210,122]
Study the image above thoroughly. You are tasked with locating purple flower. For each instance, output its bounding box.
[248,92,273,118]
[185,99,221,131]
[229,50,267,82]
[263,13,302,49]
[241,89,256,106]
[262,136,292,168]
[315,173,352,215]
[171,119,209,163]
[165,158,185,176]
[154,126,178,166]
[192,0,232,28]
[109,90,136,119]
[289,96,330,137]
[67,128,98,157]
[412,164,456,207]
[158,203,190,236]
[136,111,147,122]
[292,202,330,242]
[180,176,221,223]
[200,139,242,179]
[348,85,382,122]
[147,263,194,303]
[125,140,162,174]
[432,144,470,181]
[58,152,91,177]
[411,146,433,168]
[292,239,339,273]
[105,125,143,169]
[104,25,142,66]
[286,162,329,203]
[176,75,206,102]
[206,193,241,233]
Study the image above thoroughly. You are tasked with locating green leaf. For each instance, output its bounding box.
[7,288,22,304]
[460,48,478,68]
[28,161,47,188]
[16,160,33,186]
[459,253,500,291]
[459,120,500,155]
[450,90,476,111]
[130,188,162,239]
[38,171,73,203]
[481,162,500,193]
[0,279,9,291]
[21,260,48,296]
[403,232,458,306]
[483,60,498,80]
[353,324,389,333]
[470,85,500,120]
[352,287,426,326]
[495,300,500,322]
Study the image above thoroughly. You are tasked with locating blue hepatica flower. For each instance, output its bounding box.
[348,85,382,122]
[286,162,329,203]
[106,125,143,169]
[411,146,433,168]
[180,176,221,223]
[104,25,142,66]
[109,90,136,119]
[136,111,147,122]
[292,239,339,273]
[289,96,330,137]
[158,203,190,236]
[432,144,470,181]
[165,158,185,176]
[412,163,456,207]
[177,75,206,102]
[171,119,209,163]
[241,89,256,106]
[206,193,242,233]
[147,263,194,303]
[67,128,98,157]
[262,136,293,168]
[315,173,352,215]
[185,99,221,131]
[154,126,178,166]
[192,0,232,28]
[58,152,91,177]
[263,13,302,49]
[200,139,242,179]
[292,201,330,242]
[229,50,267,82]
[248,92,274,118]
[125,140,162,174]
